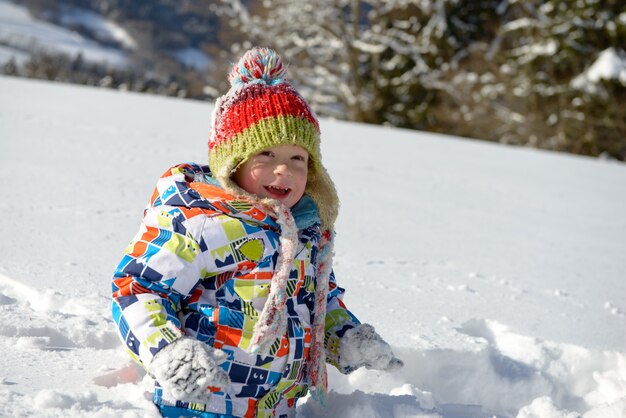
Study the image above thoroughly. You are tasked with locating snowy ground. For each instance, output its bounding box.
[1,75,625,418]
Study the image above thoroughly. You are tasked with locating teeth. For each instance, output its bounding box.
[266,186,290,195]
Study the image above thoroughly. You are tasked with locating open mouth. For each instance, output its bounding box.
[264,185,291,197]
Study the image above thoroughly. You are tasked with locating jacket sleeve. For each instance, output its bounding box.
[111,206,211,368]
[323,270,361,372]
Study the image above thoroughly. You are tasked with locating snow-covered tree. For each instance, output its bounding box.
[221,0,501,122]
[221,0,390,120]
[219,0,626,159]
[488,0,626,158]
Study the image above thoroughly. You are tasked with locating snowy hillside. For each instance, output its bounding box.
[0,0,130,67]
[0,0,213,73]
[1,75,625,418]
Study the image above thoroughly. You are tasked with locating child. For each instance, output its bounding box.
[111,47,402,418]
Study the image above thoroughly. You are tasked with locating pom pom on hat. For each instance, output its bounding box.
[228,47,288,87]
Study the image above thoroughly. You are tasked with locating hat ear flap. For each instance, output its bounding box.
[306,162,338,230]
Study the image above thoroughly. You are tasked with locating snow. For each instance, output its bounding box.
[1,74,626,417]
[515,398,579,418]
[0,44,30,66]
[0,0,128,67]
[512,40,559,65]
[58,7,137,50]
[501,18,539,32]
[571,47,626,92]
[173,47,212,71]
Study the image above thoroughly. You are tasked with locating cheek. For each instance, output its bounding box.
[301,165,309,181]
[234,166,262,193]
[247,167,269,184]
[296,168,309,190]
[245,171,263,191]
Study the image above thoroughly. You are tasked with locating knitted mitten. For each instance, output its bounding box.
[149,338,231,402]
[339,324,404,373]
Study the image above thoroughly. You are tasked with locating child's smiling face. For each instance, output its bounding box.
[232,144,309,208]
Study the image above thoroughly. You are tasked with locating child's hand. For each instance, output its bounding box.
[149,338,231,402]
[339,324,404,373]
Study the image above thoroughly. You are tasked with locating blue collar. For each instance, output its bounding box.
[291,194,320,229]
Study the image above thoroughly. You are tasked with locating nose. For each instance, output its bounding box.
[273,163,291,176]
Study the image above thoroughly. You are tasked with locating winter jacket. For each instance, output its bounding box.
[111,163,359,417]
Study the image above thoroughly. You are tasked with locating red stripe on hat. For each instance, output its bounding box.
[212,86,319,147]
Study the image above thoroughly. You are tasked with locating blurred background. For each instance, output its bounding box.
[1,0,625,160]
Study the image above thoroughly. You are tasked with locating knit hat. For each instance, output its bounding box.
[208,47,337,398]
[208,47,338,230]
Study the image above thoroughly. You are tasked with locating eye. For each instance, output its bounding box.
[292,154,307,162]
[259,150,274,158]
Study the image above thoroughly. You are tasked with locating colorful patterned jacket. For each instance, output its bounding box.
[111,163,359,417]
